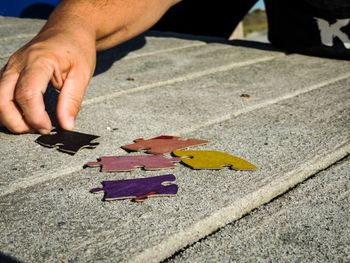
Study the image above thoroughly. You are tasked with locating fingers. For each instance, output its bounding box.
[0,58,53,134]
[0,28,95,134]
[56,69,89,130]
[0,59,90,134]
[14,65,53,134]
[0,66,33,133]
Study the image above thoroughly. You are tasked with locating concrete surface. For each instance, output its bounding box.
[167,157,350,263]
[0,16,349,263]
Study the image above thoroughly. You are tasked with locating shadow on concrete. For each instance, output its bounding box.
[146,30,281,53]
[94,34,146,76]
[20,3,55,19]
[0,32,146,134]
[0,252,23,263]
[228,39,282,52]
[0,127,13,135]
[0,6,279,136]
[43,84,59,128]
[41,35,146,130]
[0,30,279,135]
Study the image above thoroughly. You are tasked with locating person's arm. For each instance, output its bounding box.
[0,0,180,134]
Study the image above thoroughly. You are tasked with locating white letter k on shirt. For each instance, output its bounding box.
[314,18,350,49]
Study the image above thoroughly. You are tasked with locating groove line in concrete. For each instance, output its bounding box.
[2,69,348,198]
[161,153,350,263]
[0,40,209,62]
[131,142,350,263]
[82,55,283,106]
[124,42,207,59]
[1,165,83,198]
[171,73,350,135]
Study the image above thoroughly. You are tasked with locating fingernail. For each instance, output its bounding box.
[38,129,50,135]
[65,116,75,130]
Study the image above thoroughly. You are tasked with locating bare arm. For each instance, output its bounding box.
[0,0,180,134]
[46,0,180,50]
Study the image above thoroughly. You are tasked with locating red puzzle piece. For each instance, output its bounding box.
[85,155,181,172]
[121,135,208,154]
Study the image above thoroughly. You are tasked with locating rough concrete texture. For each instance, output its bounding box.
[2,54,350,195]
[0,30,205,60]
[0,17,43,59]
[0,16,214,59]
[87,47,349,102]
[167,157,350,263]
[0,17,349,263]
[1,81,349,263]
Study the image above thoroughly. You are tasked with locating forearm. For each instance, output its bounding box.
[43,0,181,51]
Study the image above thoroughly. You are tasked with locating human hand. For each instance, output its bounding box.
[0,24,96,134]
[0,0,181,135]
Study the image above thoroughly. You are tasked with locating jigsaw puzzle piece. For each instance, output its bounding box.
[85,155,181,172]
[121,135,208,154]
[36,129,99,155]
[173,150,257,170]
[90,174,178,201]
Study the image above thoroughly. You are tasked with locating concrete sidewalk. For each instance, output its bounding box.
[0,17,349,263]
[168,157,350,263]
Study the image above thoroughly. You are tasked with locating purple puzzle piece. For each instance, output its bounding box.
[90,174,178,201]
[85,155,181,172]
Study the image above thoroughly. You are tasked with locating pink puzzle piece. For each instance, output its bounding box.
[121,135,208,154]
[85,155,181,172]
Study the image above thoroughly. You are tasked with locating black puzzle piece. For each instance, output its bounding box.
[36,130,100,155]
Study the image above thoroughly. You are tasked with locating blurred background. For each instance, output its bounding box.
[240,1,268,42]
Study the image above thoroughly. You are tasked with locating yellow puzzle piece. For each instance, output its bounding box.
[172,150,257,170]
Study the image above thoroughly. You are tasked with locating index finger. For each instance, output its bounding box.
[0,65,33,133]
[14,64,53,134]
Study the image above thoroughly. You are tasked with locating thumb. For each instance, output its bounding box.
[56,69,90,130]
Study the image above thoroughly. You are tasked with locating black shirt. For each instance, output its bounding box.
[153,0,350,59]
[265,0,350,59]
